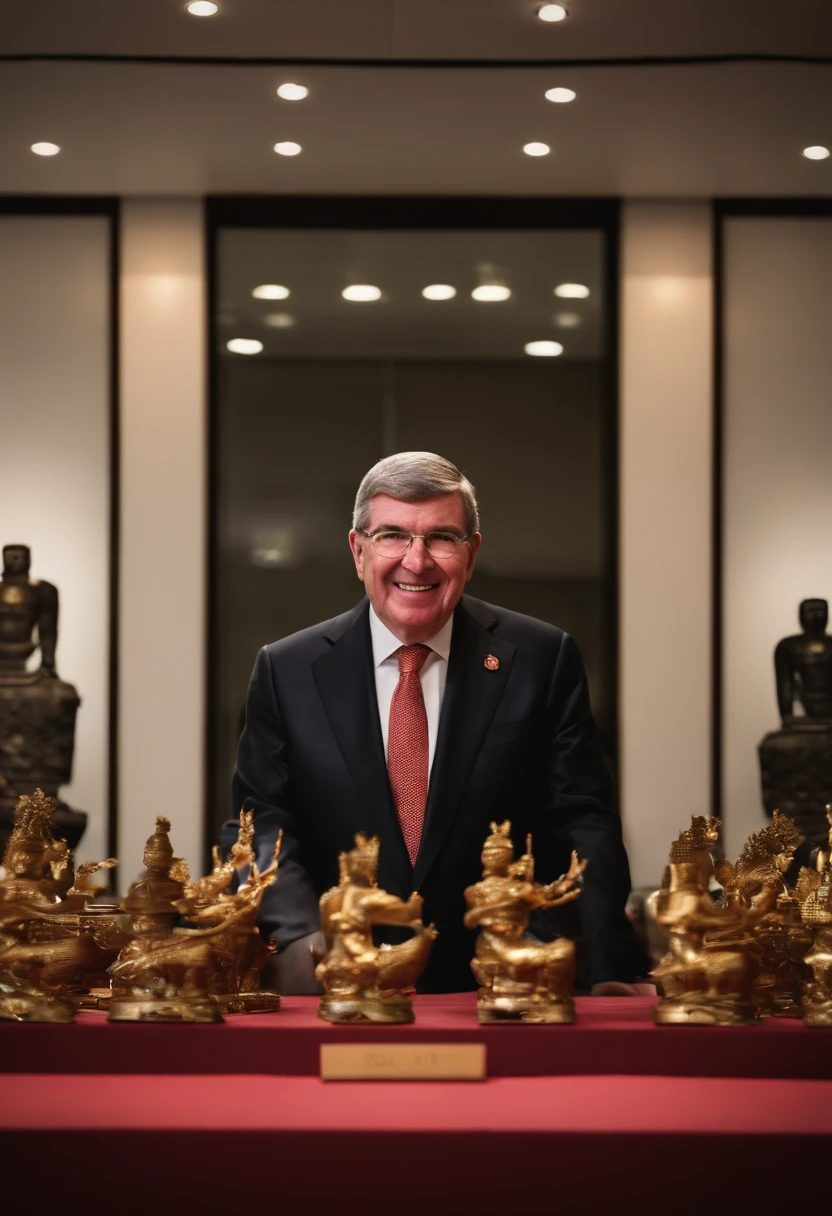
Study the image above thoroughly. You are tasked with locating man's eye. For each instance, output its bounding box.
[377,531,408,540]
[430,533,458,544]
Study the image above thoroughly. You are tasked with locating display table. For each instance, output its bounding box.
[1,993,830,1078]
[2,995,830,1211]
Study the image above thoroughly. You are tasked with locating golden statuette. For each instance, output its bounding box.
[714,811,809,1018]
[315,833,437,1024]
[651,816,758,1026]
[464,820,586,1025]
[108,815,283,1023]
[0,789,122,1022]
[796,805,832,1027]
[175,811,282,1013]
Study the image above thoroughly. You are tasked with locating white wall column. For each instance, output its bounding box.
[619,202,714,887]
[119,200,206,886]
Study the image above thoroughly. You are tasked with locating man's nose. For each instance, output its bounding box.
[402,537,435,573]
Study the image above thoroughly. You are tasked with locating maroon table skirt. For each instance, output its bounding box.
[1,993,829,1078]
[2,1072,831,1210]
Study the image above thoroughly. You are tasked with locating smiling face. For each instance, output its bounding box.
[349,492,481,644]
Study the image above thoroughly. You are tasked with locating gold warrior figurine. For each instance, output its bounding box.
[315,833,437,1024]
[796,805,832,1027]
[464,821,586,1024]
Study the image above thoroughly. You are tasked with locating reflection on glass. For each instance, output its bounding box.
[212,223,613,841]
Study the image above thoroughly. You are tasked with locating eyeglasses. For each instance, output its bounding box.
[359,529,471,559]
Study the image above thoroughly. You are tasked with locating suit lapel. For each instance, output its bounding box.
[311,600,412,892]
[413,597,515,889]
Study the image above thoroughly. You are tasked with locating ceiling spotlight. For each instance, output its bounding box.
[342,285,382,302]
[30,142,60,156]
[252,284,290,300]
[554,282,590,298]
[525,340,564,357]
[555,312,581,328]
[277,83,309,101]
[545,87,576,104]
[264,313,296,328]
[803,145,830,160]
[537,4,569,22]
[523,142,551,157]
[422,284,457,301]
[186,1,219,14]
[472,284,511,302]
[226,338,263,355]
[274,141,302,157]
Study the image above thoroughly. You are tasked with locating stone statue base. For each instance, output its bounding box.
[0,673,86,852]
[759,725,832,844]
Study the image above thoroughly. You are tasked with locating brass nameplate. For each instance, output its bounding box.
[320,1042,486,1081]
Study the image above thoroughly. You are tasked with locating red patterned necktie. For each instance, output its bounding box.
[387,643,430,867]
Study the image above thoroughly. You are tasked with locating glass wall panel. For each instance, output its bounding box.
[210,211,616,841]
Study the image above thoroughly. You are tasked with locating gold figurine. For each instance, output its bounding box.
[464,821,586,1025]
[175,812,282,1013]
[714,811,809,1018]
[651,816,758,1025]
[0,789,123,1022]
[108,817,223,1023]
[797,805,832,1027]
[315,833,437,1024]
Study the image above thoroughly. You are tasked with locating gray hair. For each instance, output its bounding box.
[352,452,480,535]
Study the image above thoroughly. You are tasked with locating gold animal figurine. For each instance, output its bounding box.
[0,789,122,1022]
[315,833,437,1024]
[175,812,282,1013]
[464,821,586,1025]
[796,805,832,1027]
[652,816,757,1025]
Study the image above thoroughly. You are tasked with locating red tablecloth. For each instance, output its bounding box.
[2,995,831,1211]
[2,993,829,1078]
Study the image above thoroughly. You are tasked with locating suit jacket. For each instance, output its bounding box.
[232,594,648,991]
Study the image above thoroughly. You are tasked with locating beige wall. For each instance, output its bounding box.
[722,216,832,861]
[119,201,206,887]
[0,214,112,865]
[619,203,714,888]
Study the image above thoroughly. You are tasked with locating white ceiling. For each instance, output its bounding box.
[0,0,830,196]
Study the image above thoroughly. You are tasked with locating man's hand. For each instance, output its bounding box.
[591,981,657,997]
[274,931,326,994]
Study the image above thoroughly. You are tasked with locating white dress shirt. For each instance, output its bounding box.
[369,606,453,775]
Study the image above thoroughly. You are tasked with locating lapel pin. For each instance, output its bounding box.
[484,654,500,671]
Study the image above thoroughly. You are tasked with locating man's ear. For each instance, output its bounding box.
[348,530,366,581]
[464,532,482,581]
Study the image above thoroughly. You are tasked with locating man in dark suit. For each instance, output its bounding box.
[233,452,650,994]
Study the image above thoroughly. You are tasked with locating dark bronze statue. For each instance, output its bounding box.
[0,545,85,851]
[759,599,832,844]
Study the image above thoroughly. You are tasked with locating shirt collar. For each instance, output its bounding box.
[369,604,453,667]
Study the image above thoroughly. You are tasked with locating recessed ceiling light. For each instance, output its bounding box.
[554,282,590,298]
[523,142,551,157]
[555,312,581,328]
[472,285,511,302]
[545,87,576,104]
[274,141,302,157]
[264,313,296,328]
[226,338,263,355]
[537,4,568,22]
[422,284,457,300]
[186,1,218,15]
[252,284,290,300]
[30,142,60,156]
[276,83,309,101]
[525,340,564,357]
[803,145,830,160]
[342,285,382,302]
